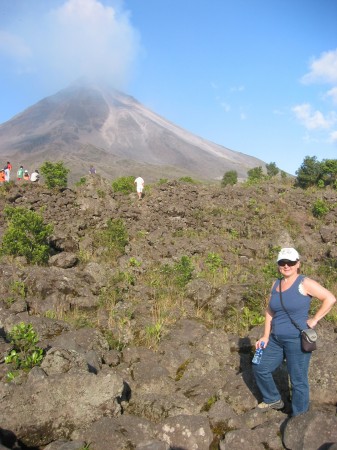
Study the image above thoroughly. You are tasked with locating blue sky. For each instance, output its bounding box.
[0,0,336,175]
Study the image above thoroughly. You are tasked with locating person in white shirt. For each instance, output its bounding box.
[134,176,144,200]
[30,169,40,183]
[4,167,10,182]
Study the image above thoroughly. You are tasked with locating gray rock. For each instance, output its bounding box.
[186,278,213,308]
[41,347,89,375]
[44,440,86,450]
[0,370,124,447]
[49,252,78,268]
[283,410,337,450]
[73,415,156,450]
[156,414,213,450]
[48,328,109,359]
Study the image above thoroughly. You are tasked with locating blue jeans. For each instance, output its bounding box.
[253,333,311,416]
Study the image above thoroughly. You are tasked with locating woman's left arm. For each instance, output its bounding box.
[303,278,336,328]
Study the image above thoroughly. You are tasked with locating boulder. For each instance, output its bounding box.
[282,410,337,450]
[156,414,214,450]
[0,370,124,447]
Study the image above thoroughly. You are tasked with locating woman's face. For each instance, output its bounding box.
[278,259,300,276]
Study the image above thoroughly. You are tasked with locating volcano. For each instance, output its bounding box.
[0,81,265,183]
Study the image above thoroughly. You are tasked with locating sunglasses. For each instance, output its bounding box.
[278,260,298,267]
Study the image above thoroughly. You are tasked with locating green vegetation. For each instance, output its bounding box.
[296,156,337,189]
[246,166,265,183]
[201,395,218,412]
[1,206,53,264]
[202,252,228,286]
[179,176,197,184]
[112,176,135,194]
[129,257,141,267]
[40,161,70,189]
[221,170,238,187]
[312,199,330,218]
[79,444,91,450]
[75,177,87,186]
[5,323,44,381]
[96,218,129,256]
[161,255,194,288]
[4,280,26,307]
[266,162,279,178]
[145,320,164,348]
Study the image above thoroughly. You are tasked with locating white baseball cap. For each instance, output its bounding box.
[277,248,300,262]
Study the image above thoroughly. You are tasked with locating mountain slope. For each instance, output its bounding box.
[0,81,265,183]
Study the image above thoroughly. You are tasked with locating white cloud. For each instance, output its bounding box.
[0,30,32,59]
[0,0,141,89]
[292,103,337,130]
[326,86,337,104]
[301,48,337,85]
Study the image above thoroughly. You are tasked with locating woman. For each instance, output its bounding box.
[253,247,336,416]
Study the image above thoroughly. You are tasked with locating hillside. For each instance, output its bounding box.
[0,81,266,184]
[0,176,336,449]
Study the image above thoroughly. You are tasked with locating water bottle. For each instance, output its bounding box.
[252,341,265,365]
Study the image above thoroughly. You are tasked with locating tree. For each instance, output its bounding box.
[247,166,264,183]
[295,156,321,188]
[40,161,70,189]
[221,170,238,187]
[1,206,53,264]
[320,159,337,188]
[266,162,279,178]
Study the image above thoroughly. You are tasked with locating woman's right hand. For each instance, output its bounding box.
[255,337,269,349]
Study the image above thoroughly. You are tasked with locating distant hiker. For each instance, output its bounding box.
[89,165,96,175]
[30,169,40,183]
[23,170,30,181]
[0,170,5,183]
[134,176,144,200]
[17,165,24,180]
[4,166,10,182]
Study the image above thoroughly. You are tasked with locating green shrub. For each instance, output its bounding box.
[112,176,135,194]
[174,255,194,287]
[40,161,70,189]
[75,177,87,186]
[1,206,53,264]
[97,218,129,255]
[205,252,223,272]
[247,166,265,184]
[312,199,330,218]
[178,176,197,184]
[221,170,238,187]
[160,255,194,288]
[5,323,44,380]
[5,281,26,307]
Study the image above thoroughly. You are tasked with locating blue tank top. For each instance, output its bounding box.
[269,275,312,336]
